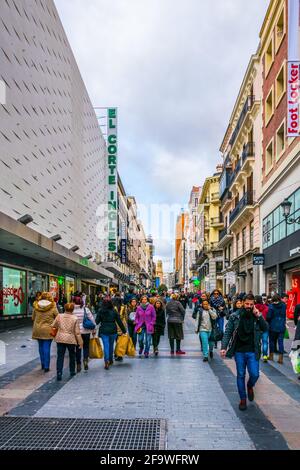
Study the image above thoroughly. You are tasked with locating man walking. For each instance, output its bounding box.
[220,294,268,411]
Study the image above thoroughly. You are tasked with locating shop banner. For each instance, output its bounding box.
[287,0,300,136]
[107,108,118,253]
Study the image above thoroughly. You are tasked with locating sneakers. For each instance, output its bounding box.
[203,357,209,362]
[144,352,149,359]
[104,361,110,370]
[239,399,247,411]
[269,353,274,361]
[108,360,114,366]
[263,355,268,363]
[176,350,186,355]
[278,354,283,364]
[209,351,214,359]
[247,386,254,402]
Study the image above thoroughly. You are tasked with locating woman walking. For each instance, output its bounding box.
[210,290,227,347]
[73,295,96,372]
[195,299,217,362]
[153,300,166,356]
[32,292,58,372]
[134,295,156,358]
[51,303,83,381]
[255,295,269,362]
[126,298,138,348]
[166,294,186,355]
[267,294,286,364]
[115,302,128,362]
[96,297,127,370]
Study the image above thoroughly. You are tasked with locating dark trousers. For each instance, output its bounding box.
[76,333,90,364]
[56,343,76,375]
[38,339,52,369]
[169,338,181,352]
[153,333,161,351]
[269,331,284,354]
[128,323,137,347]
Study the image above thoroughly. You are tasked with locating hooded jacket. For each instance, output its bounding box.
[32,299,58,340]
[267,302,286,333]
[255,303,269,320]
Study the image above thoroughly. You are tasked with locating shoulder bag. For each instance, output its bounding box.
[83,307,96,330]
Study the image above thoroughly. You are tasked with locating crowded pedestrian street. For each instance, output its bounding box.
[0,307,299,451]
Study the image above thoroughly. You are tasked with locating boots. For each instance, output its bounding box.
[278,354,283,364]
[269,353,274,361]
[76,363,81,373]
[104,361,110,370]
[83,358,88,371]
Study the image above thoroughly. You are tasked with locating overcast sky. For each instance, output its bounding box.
[55,0,269,272]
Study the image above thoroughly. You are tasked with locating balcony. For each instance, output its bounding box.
[229,191,255,226]
[218,227,233,248]
[210,241,221,251]
[229,95,255,147]
[211,193,220,204]
[221,189,232,209]
[210,217,224,228]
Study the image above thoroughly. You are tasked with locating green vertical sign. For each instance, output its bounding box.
[107,108,118,253]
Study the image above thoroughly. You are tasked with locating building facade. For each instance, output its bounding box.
[187,186,201,290]
[175,211,189,289]
[259,0,300,314]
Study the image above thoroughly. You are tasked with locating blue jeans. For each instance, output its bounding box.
[138,327,152,354]
[235,352,260,400]
[199,331,214,358]
[217,316,224,333]
[38,339,52,369]
[100,334,117,363]
[261,331,269,357]
[269,331,284,354]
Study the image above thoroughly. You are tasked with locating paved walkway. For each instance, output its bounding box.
[0,310,299,450]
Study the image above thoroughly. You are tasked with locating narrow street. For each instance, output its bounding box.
[0,310,299,451]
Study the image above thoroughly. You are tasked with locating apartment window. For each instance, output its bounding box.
[275,63,286,107]
[275,7,285,52]
[242,227,246,253]
[265,139,274,174]
[276,120,285,161]
[265,87,274,125]
[265,36,274,76]
[236,233,240,258]
[250,221,254,249]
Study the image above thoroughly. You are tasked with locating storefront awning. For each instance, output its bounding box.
[0,212,113,282]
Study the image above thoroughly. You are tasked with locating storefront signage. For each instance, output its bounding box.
[0,287,25,310]
[287,0,300,136]
[120,239,127,264]
[253,254,265,266]
[107,108,118,253]
[290,247,300,256]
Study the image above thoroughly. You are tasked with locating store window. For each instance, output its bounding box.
[28,272,48,314]
[266,268,278,295]
[49,276,59,302]
[263,186,300,249]
[0,267,27,316]
[65,276,75,302]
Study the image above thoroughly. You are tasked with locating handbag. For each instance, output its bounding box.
[83,307,96,330]
[210,324,223,342]
[50,327,58,337]
[89,337,103,359]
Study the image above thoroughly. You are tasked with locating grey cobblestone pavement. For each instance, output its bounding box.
[35,312,255,450]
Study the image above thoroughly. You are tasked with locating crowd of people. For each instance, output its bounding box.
[30,287,300,412]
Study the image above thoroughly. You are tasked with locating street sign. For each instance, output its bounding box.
[253,254,265,266]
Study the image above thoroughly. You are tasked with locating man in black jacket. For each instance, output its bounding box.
[294,303,300,326]
[220,294,268,411]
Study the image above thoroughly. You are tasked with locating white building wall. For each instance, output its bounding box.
[0,0,107,259]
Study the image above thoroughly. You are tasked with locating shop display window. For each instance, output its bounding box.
[0,267,27,316]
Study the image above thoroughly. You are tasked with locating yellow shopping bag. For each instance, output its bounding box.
[89,337,103,359]
[126,337,136,357]
[115,334,129,357]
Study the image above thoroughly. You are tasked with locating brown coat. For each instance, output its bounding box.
[52,313,83,346]
[32,300,58,340]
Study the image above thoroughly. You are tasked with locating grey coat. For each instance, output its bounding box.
[166,300,186,324]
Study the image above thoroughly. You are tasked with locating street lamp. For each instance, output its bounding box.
[281,199,300,225]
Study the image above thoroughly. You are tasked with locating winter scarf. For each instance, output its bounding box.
[141,303,149,311]
[210,295,225,310]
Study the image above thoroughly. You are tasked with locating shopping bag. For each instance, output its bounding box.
[89,337,103,359]
[284,328,290,340]
[289,350,300,374]
[115,335,129,357]
[126,337,136,357]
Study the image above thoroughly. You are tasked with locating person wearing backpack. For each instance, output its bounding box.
[73,295,96,372]
[267,294,287,364]
[195,300,218,362]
